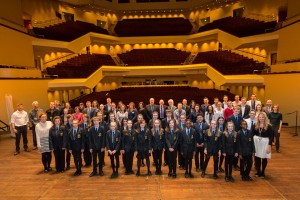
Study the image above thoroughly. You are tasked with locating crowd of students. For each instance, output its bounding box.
[10,93,282,181]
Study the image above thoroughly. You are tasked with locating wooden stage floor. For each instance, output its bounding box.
[0,127,299,200]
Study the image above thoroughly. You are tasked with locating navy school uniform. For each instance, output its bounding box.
[122,128,135,174]
[151,128,165,174]
[165,128,180,176]
[177,123,186,169]
[80,123,92,166]
[64,122,72,168]
[181,127,197,176]
[67,127,85,173]
[49,125,67,172]
[89,125,106,175]
[106,129,121,175]
[193,121,209,171]
[238,128,255,180]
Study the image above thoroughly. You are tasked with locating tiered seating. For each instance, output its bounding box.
[118,49,190,66]
[114,18,193,36]
[46,54,116,78]
[0,65,26,69]
[193,50,267,75]
[33,21,109,41]
[69,86,235,107]
[198,17,277,37]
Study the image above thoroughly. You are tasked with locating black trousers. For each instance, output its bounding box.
[92,149,104,173]
[178,144,185,167]
[195,147,204,170]
[219,154,224,169]
[137,151,150,173]
[72,151,82,171]
[15,125,28,151]
[255,156,268,175]
[164,150,168,165]
[66,149,71,167]
[153,149,163,172]
[124,150,134,172]
[109,153,120,172]
[184,152,193,174]
[31,125,37,147]
[273,126,280,151]
[54,149,65,172]
[83,142,92,166]
[240,154,253,178]
[203,153,218,175]
[42,152,52,170]
[225,154,234,177]
[167,150,177,175]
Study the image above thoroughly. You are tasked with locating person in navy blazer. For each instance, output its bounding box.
[165,119,180,178]
[106,121,121,178]
[67,119,85,176]
[121,120,135,175]
[145,98,159,122]
[180,119,197,178]
[151,119,165,175]
[158,99,167,120]
[193,113,209,172]
[89,116,106,177]
[240,97,250,119]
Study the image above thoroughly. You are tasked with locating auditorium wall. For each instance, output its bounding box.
[0,25,34,67]
[0,79,49,124]
[0,1,23,25]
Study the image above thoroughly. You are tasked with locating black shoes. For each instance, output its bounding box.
[234,165,240,171]
[196,168,201,172]
[14,151,20,156]
[225,176,230,182]
[65,165,70,170]
[32,146,37,150]
[89,172,96,177]
[136,171,140,176]
[213,174,218,179]
[184,172,189,178]
[201,171,205,178]
[218,167,225,173]
[147,171,152,176]
[24,148,31,152]
[189,173,194,178]
[111,172,118,178]
[99,171,104,176]
[172,174,176,179]
[226,176,234,182]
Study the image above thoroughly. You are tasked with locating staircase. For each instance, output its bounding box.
[0,120,10,135]
[183,52,198,64]
[111,55,126,66]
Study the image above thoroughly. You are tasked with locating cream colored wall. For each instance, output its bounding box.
[189,74,215,89]
[0,68,41,78]
[95,77,121,92]
[0,79,49,124]
[262,73,300,126]
[0,26,34,67]
[287,0,300,18]
[0,0,23,25]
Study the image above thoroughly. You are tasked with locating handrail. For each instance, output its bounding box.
[0,120,10,132]
[43,53,77,65]
[275,12,300,30]
[233,49,267,58]
[32,18,65,28]
[0,64,37,70]
[244,13,276,22]
[277,58,300,64]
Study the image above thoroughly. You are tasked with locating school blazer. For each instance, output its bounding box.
[151,128,165,151]
[165,129,180,151]
[222,132,239,155]
[49,126,67,150]
[68,127,85,152]
[89,126,106,150]
[134,129,152,152]
[237,130,255,156]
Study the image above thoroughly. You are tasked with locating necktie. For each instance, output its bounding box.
[251,121,254,130]
[73,129,77,140]
[171,130,174,136]
[220,126,223,132]
[156,129,159,134]
[160,106,163,118]
[252,101,255,110]
[212,130,215,136]
[95,127,98,132]
[112,131,115,144]
[84,123,87,129]
[187,129,190,136]
[199,122,202,129]
[244,130,247,135]
[151,105,153,112]
[235,116,238,121]
[56,126,59,132]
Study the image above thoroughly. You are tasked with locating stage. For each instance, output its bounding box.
[0,127,299,200]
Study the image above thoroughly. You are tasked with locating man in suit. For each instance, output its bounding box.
[89,116,106,177]
[148,111,159,129]
[161,109,173,129]
[158,99,167,120]
[104,98,112,114]
[68,119,85,176]
[46,102,60,122]
[201,97,210,116]
[145,98,159,122]
[240,97,250,119]
[106,121,121,178]
[83,101,95,119]
[64,102,74,114]
[263,99,273,115]
[246,94,262,110]
[193,113,209,172]
[167,99,177,117]
[177,114,186,170]
[181,119,196,178]
[174,103,186,123]
[182,99,191,118]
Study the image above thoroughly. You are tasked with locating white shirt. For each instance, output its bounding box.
[245,118,256,131]
[11,110,29,126]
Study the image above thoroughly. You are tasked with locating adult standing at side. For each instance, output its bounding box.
[11,104,31,155]
[29,101,43,150]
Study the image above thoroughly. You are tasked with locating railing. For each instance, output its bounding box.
[0,120,10,132]
[276,58,300,64]
[244,13,276,22]
[0,17,28,33]
[43,53,78,68]
[32,18,65,28]
[275,13,300,30]
[0,64,37,70]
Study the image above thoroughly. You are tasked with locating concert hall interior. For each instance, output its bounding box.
[0,0,300,199]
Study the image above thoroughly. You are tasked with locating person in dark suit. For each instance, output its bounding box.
[128,102,138,123]
[46,102,60,122]
[151,119,165,175]
[181,119,196,178]
[238,120,255,181]
[193,114,209,172]
[49,116,67,173]
[83,101,96,119]
[80,114,92,167]
[177,114,186,170]
[138,102,148,124]
[158,99,167,120]
[227,106,243,170]
[182,99,191,118]
[217,116,226,173]
[240,97,251,119]
[89,116,106,177]
[64,102,74,115]
[145,98,159,122]
[121,120,135,175]
[134,120,152,176]
[165,119,180,178]
[148,111,159,129]
[167,99,177,118]
[104,97,112,114]
[64,114,73,170]
[200,97,210,116]
[222,121,239,182]
[106,121,121,178]
[202,120,221,179]
[189,104,201,123]
[67,119,85,176]
[161,109,173,166]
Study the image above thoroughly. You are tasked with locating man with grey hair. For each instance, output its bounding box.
[29,101,43,150]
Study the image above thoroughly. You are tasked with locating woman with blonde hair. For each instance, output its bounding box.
[36,112,53,173]
[253,112,273,178]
